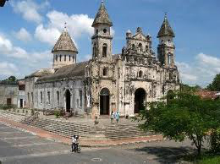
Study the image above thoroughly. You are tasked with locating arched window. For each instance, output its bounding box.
[138,43,143,51]
[100,88,110,96]
[103,67,108,76]
[168,54,172,65]
[102,43,107,57]
[93,43,97,57]
[40,92,43,103]
[69,55,71,61]
[132,44,135,50]
[145,45,149,51]
[64,55,66,61]
[60,55,62,61]
[103,28,107,33]
[28,93,30,103]
[57,91,59,105]
[47,91,50,104]
[138,71,143,78]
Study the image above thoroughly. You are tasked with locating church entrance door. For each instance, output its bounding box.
[100,88,110,115]
[134,88,146,114]
[65,90,71,113]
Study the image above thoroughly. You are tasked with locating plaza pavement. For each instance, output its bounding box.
[0,122,196,164]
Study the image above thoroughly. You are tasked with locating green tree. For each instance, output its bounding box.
[1,76,17,82]
[207,74,220,91]
[7,76,16,82]
[136,91,220,156]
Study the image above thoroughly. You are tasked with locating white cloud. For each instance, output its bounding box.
[181,73,198,82]
[11,0,49,24]
[0,33,52,78]
[15,28,32,42]
[177,53,220,87]
[35,24,61,45]
[0,34,51,63]
[176,61,198,83]
[35,10,94,46]
[0,62,19,76]
[0,34,28,59]
[0,35,13,52]
[197,53,220,73]
[47,10,94,38]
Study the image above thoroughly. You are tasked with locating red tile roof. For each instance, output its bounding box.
[196,90,220,100]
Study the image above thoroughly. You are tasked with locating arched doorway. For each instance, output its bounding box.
[134,88,146,113]
[100,88,110,115]
[65,90,71,112]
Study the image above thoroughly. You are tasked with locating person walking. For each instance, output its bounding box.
[115,111,120,123]
[110,111,114,124]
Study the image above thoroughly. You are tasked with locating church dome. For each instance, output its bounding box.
[52,31,78,53]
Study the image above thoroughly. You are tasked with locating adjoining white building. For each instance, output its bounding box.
[25,2,180,117]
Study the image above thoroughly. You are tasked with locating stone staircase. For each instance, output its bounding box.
[21,117,96,138]
[21,115,150,140]
[1,110,151,140]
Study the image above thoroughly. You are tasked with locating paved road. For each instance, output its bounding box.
[0,123,197,164]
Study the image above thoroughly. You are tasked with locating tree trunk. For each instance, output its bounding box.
[197,137,202,157]
[197,145,201,156]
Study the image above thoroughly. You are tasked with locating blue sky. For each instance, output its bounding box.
[0,0,219,87]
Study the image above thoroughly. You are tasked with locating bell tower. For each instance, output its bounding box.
[157,14,175,67]
[91,1,113,61]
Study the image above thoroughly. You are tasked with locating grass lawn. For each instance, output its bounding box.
[196,156,220,164]
[184,153,220,164]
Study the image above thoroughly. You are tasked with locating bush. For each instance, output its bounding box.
[60,109,65,116]
[54,110,61,118]
[210,128,220,154]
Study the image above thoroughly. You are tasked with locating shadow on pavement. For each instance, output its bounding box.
[135,146,196,164]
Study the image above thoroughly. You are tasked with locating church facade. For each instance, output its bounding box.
[25,2,180,117]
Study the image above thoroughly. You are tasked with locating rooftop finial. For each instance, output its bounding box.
[64,22,67,31]
[164,12,167,20]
